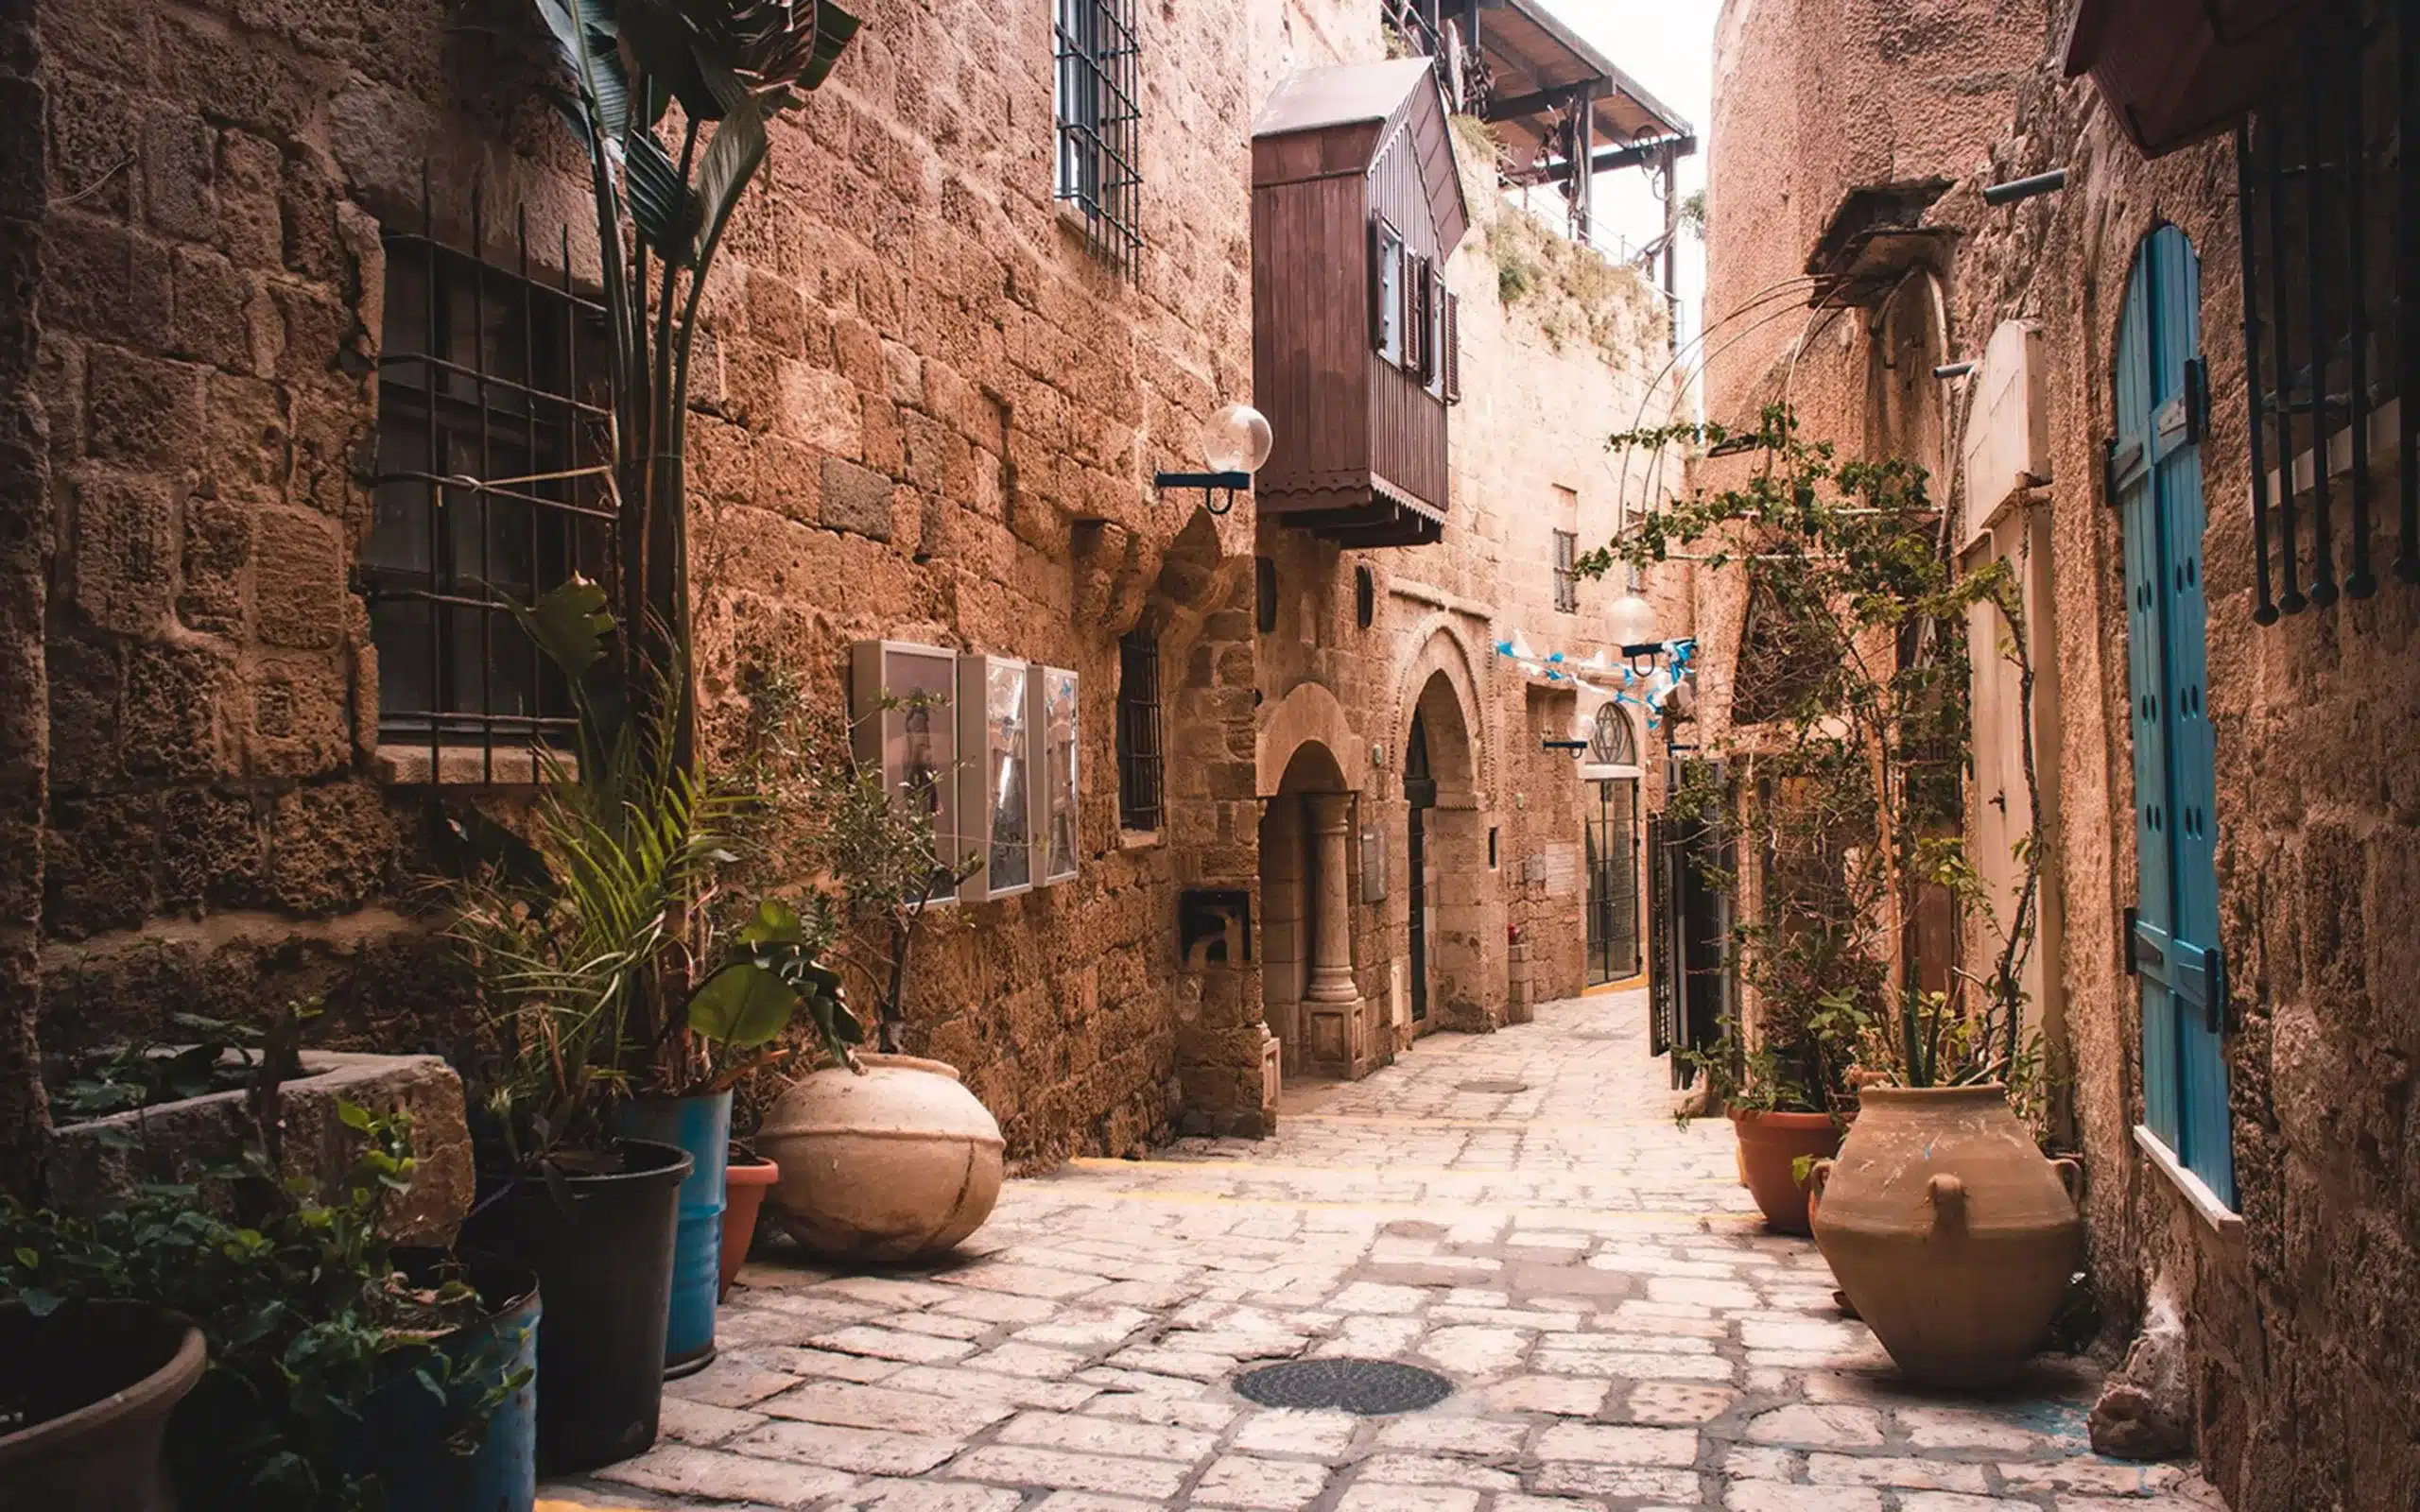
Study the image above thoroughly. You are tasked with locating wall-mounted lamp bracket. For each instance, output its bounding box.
[1154,470,1253,517]
[1981,168,2067,207]
[1542,738,1589,760]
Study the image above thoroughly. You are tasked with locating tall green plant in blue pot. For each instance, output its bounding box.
[452,582,862,1452]
[622,900,854,1373]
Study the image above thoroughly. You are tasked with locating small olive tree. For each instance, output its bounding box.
[1583,405,2048,1112]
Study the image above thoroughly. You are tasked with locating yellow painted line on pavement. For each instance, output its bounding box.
[1273,1113,1685,1131]
[1044,1181,1766,1226]
[1066,1156,1737,1184]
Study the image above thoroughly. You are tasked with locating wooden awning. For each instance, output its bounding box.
[2060,0,2318,157]
[1477,0,1697,177]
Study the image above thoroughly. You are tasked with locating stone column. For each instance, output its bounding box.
[1304,793,1358,1005]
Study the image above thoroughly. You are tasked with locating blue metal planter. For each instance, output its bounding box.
[619,1091,732,1376]
[362,1253,540,1512]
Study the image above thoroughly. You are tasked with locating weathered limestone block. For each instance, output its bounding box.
[2089,1284,2191,1460]
[44,1049,474,1245]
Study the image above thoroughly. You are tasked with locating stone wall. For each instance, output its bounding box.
[0,0,54,1198]
[15,0,1687,1171]
[22,0,1253,1167]
[1704,0,2420,1505]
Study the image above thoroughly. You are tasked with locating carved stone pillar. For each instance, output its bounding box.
[1305,793,1358,1005]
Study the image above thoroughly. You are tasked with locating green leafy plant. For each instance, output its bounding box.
[43,1011,299,1123]
[1589,405,2048,1113]
[520,0,859,743]
[0,1089,513,1511]
[729,655,978,1057]
[449,581,858,1170]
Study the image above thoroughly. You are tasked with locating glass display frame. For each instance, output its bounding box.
[848,640,963,902]
[1033,665,1080,885]
[957,652,1036,902]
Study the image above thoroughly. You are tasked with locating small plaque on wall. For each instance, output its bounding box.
[1358,824,1387,902]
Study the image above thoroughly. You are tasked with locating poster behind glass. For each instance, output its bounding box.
[1036,666,1079,885]
[848,641,959,902]
[957,653,1033,899]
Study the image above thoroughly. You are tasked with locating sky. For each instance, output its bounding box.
[1503,0,1723,354]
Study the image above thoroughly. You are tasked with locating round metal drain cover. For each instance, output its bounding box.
[1233,1358,1454,1415]
[1457,1077,1528,1094]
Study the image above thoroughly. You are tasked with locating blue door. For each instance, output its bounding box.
[2113,227,2233,1203]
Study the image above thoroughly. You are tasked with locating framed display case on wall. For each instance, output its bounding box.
[1033,665,1080,886]
[848,640,962,902]
[958,653,1035,902]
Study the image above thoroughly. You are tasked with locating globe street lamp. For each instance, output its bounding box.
[1154,403,1271,517]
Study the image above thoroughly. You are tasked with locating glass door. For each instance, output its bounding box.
[1584,778,1640,984]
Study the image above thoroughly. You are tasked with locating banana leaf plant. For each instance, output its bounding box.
[449,580,861,1172]
[524,0,860,753]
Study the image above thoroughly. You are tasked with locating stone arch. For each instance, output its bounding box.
[1392,615,1491,797]
[1393,627,1503,1036]
[1257,680,1369,798]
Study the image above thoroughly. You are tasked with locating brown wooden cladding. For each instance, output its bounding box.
[1252,78,1455,544]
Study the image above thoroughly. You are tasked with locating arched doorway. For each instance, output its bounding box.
[1405,669,1491,1033]
[1260,740,1357,1076]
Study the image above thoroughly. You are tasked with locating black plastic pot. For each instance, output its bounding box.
[0,1300,207,1512]
[459,1140,692,1475]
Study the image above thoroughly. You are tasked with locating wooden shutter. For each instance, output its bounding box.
[1368,218,1387,353]
[1443,289,1461,403]
[1403,254,1426,379]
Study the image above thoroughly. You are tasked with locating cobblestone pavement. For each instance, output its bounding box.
[545,990,2222,1512]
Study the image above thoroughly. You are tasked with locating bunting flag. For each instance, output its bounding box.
[1493,633,1697,730]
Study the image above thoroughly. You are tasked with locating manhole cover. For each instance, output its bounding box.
[1233,1358,1454,1415]
[1457,1077,1529,1094]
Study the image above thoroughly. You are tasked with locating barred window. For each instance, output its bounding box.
[1115,630,1164,832]
[1055,0,1141,278]
[1553,529,1580,613]
[365,210,614,776]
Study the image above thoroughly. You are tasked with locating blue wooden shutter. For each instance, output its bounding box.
[2117,226,2235,1204]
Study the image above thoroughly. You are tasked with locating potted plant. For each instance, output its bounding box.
[475,0,861,1400]
[744,680,1004,1264]
[449,583,858,1456]
[1598,406,2078,1385]
[2,1078,530,1512]
[1662,757,1873,1235]
[719,1138,779,1300]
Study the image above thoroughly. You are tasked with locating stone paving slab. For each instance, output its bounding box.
[545,992,2225,1512]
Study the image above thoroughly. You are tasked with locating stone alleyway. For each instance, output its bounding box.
[544,993,2222,1512]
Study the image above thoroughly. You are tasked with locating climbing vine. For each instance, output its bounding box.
[1582,406,2050,1121]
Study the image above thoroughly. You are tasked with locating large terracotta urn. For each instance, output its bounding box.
[1810,1084,2082,1387]
[756,1055,1005,1263]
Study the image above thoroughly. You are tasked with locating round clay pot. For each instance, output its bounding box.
[0,1300,206,1512]
[719,1155,779,1301]
[1731,1109,1844,1236]
[756,1055,1005,1264]
[1809,1084,2083,1387]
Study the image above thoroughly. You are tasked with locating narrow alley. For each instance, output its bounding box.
[545,997,2219,1512]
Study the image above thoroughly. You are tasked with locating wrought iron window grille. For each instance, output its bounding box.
[1055,0,1143,279]
[1115,629,1165,831]
[364,175,614,782]
[2237,0,2413,623]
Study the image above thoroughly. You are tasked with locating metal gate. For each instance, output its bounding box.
[1584,778,1640,985]
[1647,759,1733,1088]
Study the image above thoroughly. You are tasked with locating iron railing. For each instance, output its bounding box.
[365,174,614,781]
[2238,0,2412,621]
[1055,0,1143,279]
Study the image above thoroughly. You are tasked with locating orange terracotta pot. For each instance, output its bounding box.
[1809,1084,2083,1387]
[1731,1109,1844,1236]
[718,1155,779,1302]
